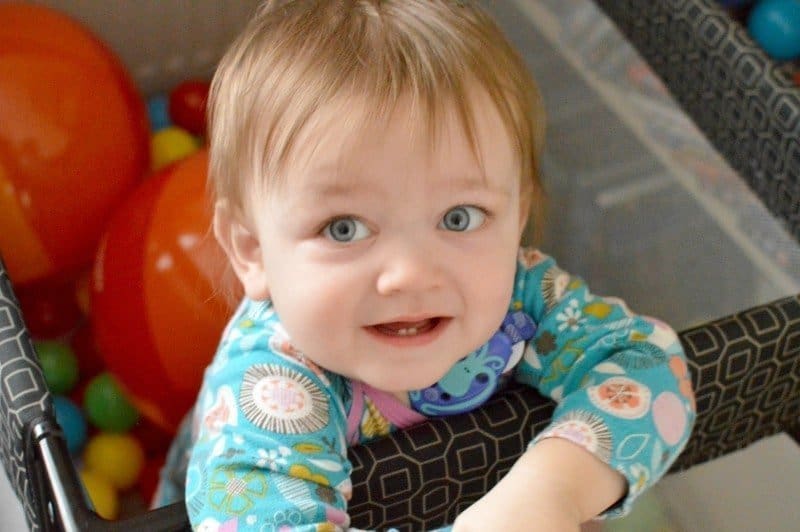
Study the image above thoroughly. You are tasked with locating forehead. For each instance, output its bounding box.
[279,89,519,194]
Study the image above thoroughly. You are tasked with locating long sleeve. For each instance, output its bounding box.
[185,300,353,531]
[511,248,696,517]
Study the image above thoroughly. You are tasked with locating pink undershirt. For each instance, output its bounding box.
[346,380,428,444]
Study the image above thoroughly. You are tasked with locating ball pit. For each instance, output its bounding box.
[0,3,149,286]
[91,150,233,432]
[1,2,229,521]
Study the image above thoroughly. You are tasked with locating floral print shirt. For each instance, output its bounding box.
[175,248,695,531]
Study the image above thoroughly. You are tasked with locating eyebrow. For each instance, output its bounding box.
[303,180,371,199]
[442,175,512,198]
[299,162,363,196]
[302,173,512,199]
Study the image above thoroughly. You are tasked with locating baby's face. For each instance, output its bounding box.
[248,94,527,392]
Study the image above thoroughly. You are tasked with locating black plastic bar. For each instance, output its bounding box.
[30,419,190,531]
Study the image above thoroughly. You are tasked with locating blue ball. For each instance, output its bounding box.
[53,395,88,454]
[146,94,172,132]
[748,0,800,60]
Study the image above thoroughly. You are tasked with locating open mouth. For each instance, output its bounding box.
[366,317,449,345]
[373,318,441,337]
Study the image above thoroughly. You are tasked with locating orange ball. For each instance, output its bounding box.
[0,4,149,286]
[91,150,234,432]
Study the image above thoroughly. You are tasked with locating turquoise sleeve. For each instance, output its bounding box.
[511,248,696,518]
[185,301,353,531]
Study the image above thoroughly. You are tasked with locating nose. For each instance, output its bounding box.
[375,239,444,296]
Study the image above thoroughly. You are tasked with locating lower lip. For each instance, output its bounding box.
[364,318,451,348]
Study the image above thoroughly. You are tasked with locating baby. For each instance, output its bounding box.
[157,1,696,530]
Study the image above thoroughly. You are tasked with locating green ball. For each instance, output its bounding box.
[36,341,79,394]
[83,373,139,432]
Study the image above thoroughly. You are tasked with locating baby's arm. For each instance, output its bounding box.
[184,308,353,531]
[453,437,624,531]
[456,249,696,529]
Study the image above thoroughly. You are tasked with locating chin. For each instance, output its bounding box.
[365,371,443,394]
[393,364,458,393]
[358,343,476,393]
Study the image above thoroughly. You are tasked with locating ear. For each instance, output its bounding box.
[213,201,270,300]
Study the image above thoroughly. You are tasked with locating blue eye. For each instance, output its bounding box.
[439,206,486,232]
[324,217,371,242]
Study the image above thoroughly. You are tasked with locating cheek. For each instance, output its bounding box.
[267,267,358,353]
[473,262,515,309]
[455,260,515,355]
[460,241,517,313]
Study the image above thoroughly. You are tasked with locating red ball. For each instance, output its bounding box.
[0,4,149,286]
[17,279,83,339]
[91,150,234,432]
[130,417,174,458]
[70,322,106,378]
[138,456,166,506]
[168,80,210,137]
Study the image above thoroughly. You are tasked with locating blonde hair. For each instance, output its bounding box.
[208,0,546,232]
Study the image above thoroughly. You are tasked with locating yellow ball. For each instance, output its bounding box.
[80,470,119,520]
[83,433,145,491]
[150,126,200,171]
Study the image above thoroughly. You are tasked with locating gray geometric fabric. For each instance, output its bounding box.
[594,0,800,243]
[0,262,52,532]
[675,296,800,469]
[348,383,555,530]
